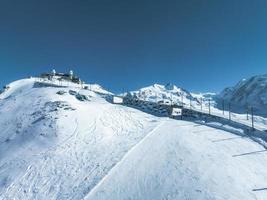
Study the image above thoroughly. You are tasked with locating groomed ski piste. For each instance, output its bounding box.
[0,77,267,200]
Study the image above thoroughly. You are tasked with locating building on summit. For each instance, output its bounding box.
[40,69,82,84]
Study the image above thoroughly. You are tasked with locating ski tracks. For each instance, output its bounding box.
[83,120,165,200]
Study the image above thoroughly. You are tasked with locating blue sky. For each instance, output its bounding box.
[0,0,266,93]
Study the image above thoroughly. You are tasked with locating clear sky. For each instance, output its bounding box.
[0,0,266,93]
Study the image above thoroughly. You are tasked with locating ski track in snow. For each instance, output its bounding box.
[85,120,267,200]
[84,120,166,199]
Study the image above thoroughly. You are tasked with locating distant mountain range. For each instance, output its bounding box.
[1,73,266,115]
[218,74,267,114]
[125,74,267,115]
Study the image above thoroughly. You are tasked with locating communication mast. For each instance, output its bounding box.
[69,70,74,80]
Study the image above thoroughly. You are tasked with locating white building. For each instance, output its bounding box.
[171,107,182,117]
[112,96,123,104]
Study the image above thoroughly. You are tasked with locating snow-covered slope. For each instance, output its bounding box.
[1,77,267,200]
[85,120,267,200]
[219,74,267,114]
[0,78,161,199]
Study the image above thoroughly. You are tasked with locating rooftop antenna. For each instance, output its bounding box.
[69,70,74,79]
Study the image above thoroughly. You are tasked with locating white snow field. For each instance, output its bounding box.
[0,77,267,200]
[85,119,267,200]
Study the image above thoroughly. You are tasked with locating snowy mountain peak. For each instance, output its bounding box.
[138,83,186,94]
[126,83,200,107]
[219,74,267,113]
[164,83,176,90]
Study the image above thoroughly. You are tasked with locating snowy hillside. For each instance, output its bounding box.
[0,77,267,200]
[219,74,267,114]
[0,78,161,199]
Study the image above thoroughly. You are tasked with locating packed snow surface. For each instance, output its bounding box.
[0,78,267,200]
[86,120,267,200]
